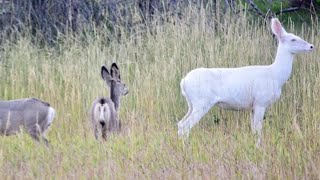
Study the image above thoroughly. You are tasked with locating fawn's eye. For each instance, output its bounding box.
[291,39,296,42]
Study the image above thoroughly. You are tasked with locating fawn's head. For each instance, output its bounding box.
[101,63,128,97]
[271,18,314,54]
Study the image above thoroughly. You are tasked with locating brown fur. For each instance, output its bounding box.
[0,98,55,145]
[90,63,128,140]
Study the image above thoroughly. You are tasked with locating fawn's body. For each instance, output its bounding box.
[90,63,128,140]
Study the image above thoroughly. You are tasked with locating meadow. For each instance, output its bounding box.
[0,12,320,179]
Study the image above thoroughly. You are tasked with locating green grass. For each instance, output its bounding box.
[0,14,320,179]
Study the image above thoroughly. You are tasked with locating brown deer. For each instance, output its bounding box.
[0,98,56,145]
[90,63,128,140]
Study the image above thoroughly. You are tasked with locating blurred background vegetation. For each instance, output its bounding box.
[0,1,319,178]
[0,0,319,45]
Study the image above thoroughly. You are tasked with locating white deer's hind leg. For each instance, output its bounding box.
[177,98,193,129]
[178,100,215,137]
[251,106,266,146]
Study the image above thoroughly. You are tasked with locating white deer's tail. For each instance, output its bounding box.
[180,78,187,97]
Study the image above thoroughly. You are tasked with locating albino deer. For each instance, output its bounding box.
[0,98,55,145]
[177,18,314,144]
[90,63,128,140]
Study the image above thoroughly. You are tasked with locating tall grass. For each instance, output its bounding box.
[0,12,319,179]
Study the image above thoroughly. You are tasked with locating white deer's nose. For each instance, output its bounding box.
[310,44,314,50]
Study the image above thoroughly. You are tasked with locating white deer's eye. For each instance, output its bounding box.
[291,39,296,42]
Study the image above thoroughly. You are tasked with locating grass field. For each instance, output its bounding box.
[0,13,320,179]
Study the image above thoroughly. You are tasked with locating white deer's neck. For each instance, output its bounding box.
[270,43,295,87]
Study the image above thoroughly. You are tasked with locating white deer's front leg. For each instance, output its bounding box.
[251,106,266,145]
[250,109,254,132]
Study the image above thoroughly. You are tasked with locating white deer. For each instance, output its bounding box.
[0,98,56,145]
[177,18,314,144]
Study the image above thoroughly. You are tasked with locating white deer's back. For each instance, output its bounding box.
[182,65,282,110]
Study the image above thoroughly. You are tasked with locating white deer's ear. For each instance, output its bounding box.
[101,65,112,86]
[271,18,287,41]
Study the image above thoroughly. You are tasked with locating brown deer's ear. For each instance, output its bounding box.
[111,63,120,80]
[101,65,112,86]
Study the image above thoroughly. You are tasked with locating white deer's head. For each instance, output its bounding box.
[271,18,314,54]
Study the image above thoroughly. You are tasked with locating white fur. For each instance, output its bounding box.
[101,104,111,124]
[93,104,111,124]
[177,18,314,144]
[46,107,56,127]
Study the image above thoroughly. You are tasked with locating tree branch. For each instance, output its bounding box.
[224,0,237,14]
[244,0,266,18]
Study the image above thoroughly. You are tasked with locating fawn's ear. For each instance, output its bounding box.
[111,63,121,80]
[101,65,112,86]
[271,18,287,42]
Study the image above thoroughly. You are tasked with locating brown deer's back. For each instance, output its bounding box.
[0,98,50,135]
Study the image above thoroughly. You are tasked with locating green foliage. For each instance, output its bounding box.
[248,0,319,24]
[1,0,319,45]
